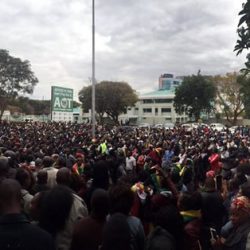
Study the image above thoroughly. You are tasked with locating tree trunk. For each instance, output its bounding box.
[194,112,200,122]
[0,109,3,120]
[0,95,9,121]
[0,104,7,120]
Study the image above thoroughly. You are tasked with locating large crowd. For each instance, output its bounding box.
[0,120,250,250]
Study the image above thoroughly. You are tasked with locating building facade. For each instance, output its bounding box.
[120,74,187,125]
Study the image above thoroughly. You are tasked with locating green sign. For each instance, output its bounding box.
[51,86,73,112]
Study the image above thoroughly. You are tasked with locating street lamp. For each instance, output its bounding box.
[91,0,96,138]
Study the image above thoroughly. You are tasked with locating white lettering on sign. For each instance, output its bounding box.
[54,97,61,108]
[54,97,72,109]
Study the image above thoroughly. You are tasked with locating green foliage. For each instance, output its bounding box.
[235,0,250,74]
[79,81,138,124]
[238,74,250,118]
[0,49,38,118]
[174,73,216,121]
[11,97,51,115]
[212,73,245,125]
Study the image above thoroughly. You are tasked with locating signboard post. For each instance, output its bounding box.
[51,86,74,122]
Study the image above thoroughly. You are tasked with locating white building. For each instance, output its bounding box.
[120,88,188,125]
[119,74,187,125]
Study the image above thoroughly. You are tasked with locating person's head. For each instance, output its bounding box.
[39,185,73,236]
[227,178,240,193]
[56,167,72,187]
[239,182,250,198]
[15,168,32,190]
[230,196,250,227]
[64,147,70,155]
[42,156,53,168]
[178,191,202,211]
[76,153,84,164]
[204,177,216,192]
[37,170,48,185]
[51,154,59,163]
[0,156,9,180]
[35,158,43,169]
[109,184,134,215]
[4,150,17,168]
[92,160,109,190]
[153,204,184,249]
[30,191,47,221]
[100,213,131,250]
[235,172,247,186]
[0,179,22,214]
[91,189,109,220]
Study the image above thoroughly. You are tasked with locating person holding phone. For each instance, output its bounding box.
[201,177,226,234]
[212,196,250,250]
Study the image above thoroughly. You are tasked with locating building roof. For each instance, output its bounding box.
[139,89,175,99]
[73,107,81,114]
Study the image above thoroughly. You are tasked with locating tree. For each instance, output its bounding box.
[174,73,216,121]
[79,81,138,124]
[0,50,38,119]
[212,73,245,125]
[235,0,250,74]
[238,74,250,118]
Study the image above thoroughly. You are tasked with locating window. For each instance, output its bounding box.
[155,108,158,113]
[143,108,152,113]
[162,108,171,113]
[135,108,139,111]
[155,99,172,103]
[143,99,153,104]
[127,108,131,111]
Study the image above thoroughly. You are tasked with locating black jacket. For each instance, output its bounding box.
[201,190,226,233]
[0,213,55,250]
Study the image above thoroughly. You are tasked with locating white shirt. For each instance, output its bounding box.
[126,156,136,171]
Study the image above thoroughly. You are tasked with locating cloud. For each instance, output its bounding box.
[0,0,246,100]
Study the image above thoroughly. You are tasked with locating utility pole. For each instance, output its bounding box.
[91,0,96,138]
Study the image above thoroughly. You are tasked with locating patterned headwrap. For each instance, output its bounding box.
[131,182,153,201]
[231,196,250,215]
[206,170,215,178]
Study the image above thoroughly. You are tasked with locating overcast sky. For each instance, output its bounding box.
[0,0,246,100]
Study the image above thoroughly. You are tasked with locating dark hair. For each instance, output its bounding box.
[109,184,134,215]
[92,160,109,190]
[39,185,73,236]
[204,177,216,192]
[15,168,30,188]
[240,182,250,199]
[91,189,109,219]
[182,167,193,185]
[178,192,202,211]
[0,179,21,212]
[56,167,71,186]
[0,156,9,177]
[237,163,250,175]
[37,170,48,184]
[101,213,131,250]
[235,172,247,186]
[154,205,184,250]
[228,178,240,192]
[42,156,53,168]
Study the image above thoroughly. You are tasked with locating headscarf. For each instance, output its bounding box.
[231,196,250,215]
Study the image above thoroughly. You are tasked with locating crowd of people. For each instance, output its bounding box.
[0,120,250,250]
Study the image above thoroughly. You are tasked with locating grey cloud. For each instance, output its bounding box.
[0,0,246,99]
